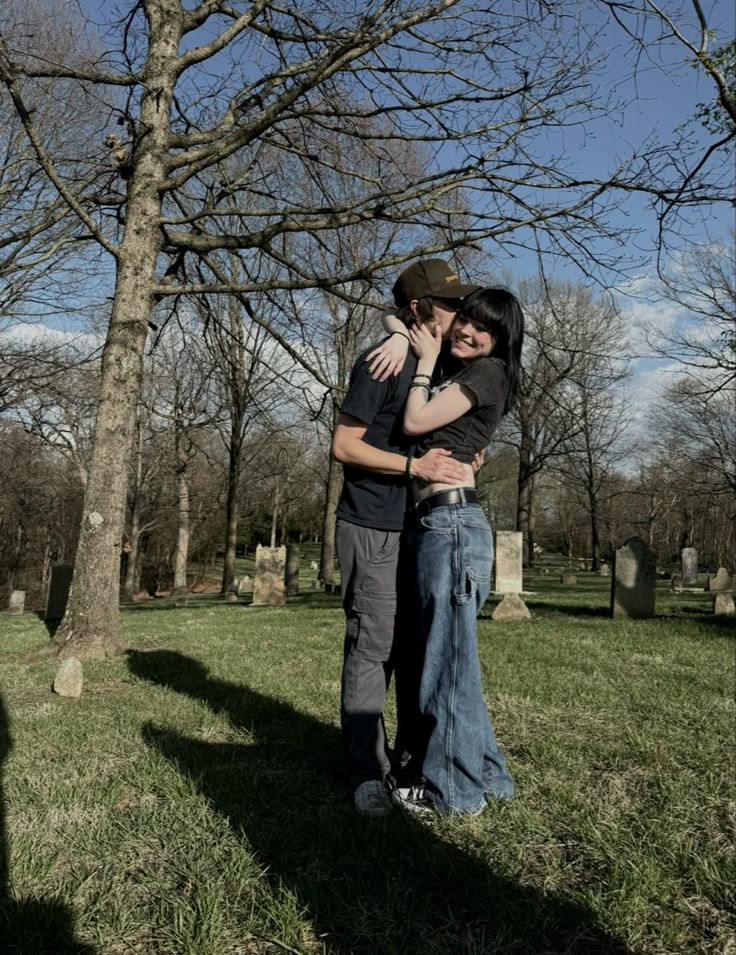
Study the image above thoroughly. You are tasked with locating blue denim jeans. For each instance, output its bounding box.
[414,502,514,814]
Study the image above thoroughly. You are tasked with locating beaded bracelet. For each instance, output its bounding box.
[412,374,431,381]
[405,453,414,478]
[409,382,430,392]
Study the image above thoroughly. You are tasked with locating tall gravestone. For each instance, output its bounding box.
[494,532,523,593]
[8,590,25,614]
[707,568,733,592]
[46,564,74,620]
[285,545,300,596]
[611,537,656,618]
[252,545,286,606]
[680,547,698,586]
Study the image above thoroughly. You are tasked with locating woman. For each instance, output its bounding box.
[395,287,524,816]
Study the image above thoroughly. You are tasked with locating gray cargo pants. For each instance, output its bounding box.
[336,518,401,788]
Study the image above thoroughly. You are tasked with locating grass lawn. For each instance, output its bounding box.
[0,575,733,954]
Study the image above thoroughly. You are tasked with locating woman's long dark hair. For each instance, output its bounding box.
[458,288,524,414]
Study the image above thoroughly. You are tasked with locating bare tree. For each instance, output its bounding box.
[509,279,631,565]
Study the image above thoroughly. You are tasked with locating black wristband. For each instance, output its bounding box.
[390,331,411,342]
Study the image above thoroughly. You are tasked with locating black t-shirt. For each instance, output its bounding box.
[418,356,508,463]
[336,342,418,530]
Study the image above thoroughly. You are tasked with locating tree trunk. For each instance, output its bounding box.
[53,8,179,658]
[590,501,601,572]
[516,428,534,567]
[221,436,242,594]
[123,417,144,601]
[172,469,190,593]
[270,480,281,549]
[320,454,342,586]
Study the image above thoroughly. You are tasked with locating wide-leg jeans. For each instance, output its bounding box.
[414,502,514,814]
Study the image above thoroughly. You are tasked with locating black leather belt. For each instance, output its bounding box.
[414,488,478,519]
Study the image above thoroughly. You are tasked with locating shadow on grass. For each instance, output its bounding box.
[0,693,96,955]
[128,649,635,955]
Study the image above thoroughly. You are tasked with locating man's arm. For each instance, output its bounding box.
[331,413,470,484]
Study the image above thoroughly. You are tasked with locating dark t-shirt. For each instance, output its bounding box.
[419,356,508,463]
[336,342,418,530]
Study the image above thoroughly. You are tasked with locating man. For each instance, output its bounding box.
[331,259,478,816]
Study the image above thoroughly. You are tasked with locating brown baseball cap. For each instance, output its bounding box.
[392,259,479,307]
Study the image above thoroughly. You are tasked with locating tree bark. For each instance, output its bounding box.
[221,435,242,594]
[516,424,535,567]
[53,3,180,658]
[320,454,342,586]
[172,468,190,593]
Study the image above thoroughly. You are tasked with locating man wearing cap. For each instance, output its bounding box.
[331,259,478,817]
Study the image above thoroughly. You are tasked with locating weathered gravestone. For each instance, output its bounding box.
[599,563,611,577]
[561,574,577,585]
[681,547,698,586]
[611,537,656,618]
[491,593,531,621]
[713,593,735,615]
[46,564,74,620]
[8,590,25,614]
[53,657,83,698]
[707,568,733,592]
[285,545,300,596]
[252,545,286,606]
[494,532,523,593]
[240,575,251,592]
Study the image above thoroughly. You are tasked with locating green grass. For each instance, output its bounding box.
[0,575,734,954]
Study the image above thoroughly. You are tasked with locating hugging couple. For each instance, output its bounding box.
[331,258,524,817]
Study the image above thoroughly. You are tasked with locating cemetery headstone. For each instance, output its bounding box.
[491,593,531,621]
[225,592,239,604]
[310,560,319,571]
[53,657,83,698]
[713,593,735,615]
[599,564,611,577]
[252,545,286,606]
[707,568,733,592]
[494,531,523,593]
[8,590,25,614]
[670,573,683,592]
[240,575,251,592]
[285,544,300,596]
[611,536,656,618]
[681,547,698,586]
[46,564,74,620]
[560,574,577,585]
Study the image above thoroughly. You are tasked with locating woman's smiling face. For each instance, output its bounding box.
[450,316,495,361]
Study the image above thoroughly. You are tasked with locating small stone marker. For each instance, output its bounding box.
[611,536,656,618]
[285,544,300,596]
[491,593,531,621]
[310,560,319,571]
[599,564,610,577]
[46,564,74,620]
[240,575,251,592]
[53,657,83,698]
[494,531,523,593]
[225,592,239,604]
[8,590,25,614]
[560,574,577,585]
[713,593,735,615]
[670,574,683,592]
[681,547,698,586]
[708,568,733,592]
[252,545,286,606]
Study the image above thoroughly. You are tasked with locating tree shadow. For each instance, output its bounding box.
[0,693,96,954]
[128,649,635,955]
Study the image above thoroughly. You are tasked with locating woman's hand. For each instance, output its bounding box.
[408,322,442,364]
[365,333,409,381]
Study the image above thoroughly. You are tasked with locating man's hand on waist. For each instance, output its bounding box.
[411,448,471,485]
